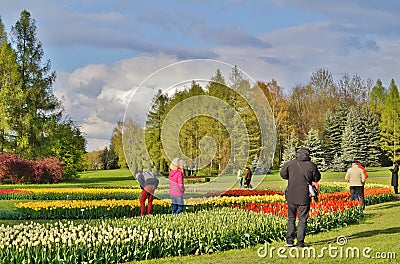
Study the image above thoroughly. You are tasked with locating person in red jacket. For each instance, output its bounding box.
[356,161,368,202]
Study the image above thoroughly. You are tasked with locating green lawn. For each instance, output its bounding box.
[0,168,137,189]
[0,167,398,263]
[135,197,400,264]
[0,166,393,190]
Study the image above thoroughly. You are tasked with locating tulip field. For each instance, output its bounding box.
[0,180,395,263]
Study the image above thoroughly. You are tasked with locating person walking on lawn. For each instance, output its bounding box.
[345,160,366,210]
[135,168,159,216]
[280,147,321,248]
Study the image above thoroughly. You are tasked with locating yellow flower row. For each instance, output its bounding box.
[16,188,142,194]
[166,194,285,206]
[15,194,284,211]
[15,199,171,211]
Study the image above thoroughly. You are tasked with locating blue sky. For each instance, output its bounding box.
[1,0,400,151]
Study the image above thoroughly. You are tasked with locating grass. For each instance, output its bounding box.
[0,168,137,189]
[0,167,398,263]
[134,197,400,264]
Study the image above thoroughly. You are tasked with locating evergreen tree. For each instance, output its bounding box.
[145,90,169,174]
[323,102,349,167]
[302,129,327,171]
[0,17,21,152]
[11,10,62,159]
[380,79,400,161]
[363,106,381,166]
[100,146,119,170]
[281,130,298,167]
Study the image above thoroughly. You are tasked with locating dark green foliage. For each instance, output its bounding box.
[0,10,86,180]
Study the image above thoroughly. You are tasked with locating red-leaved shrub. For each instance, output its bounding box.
[0,153,64,184]
[32,156,64,183]
[0,153,33,184]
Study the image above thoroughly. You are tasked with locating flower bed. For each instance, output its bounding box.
[10,187,392,220]
[0,202,366,263]
[14,199,172,219]
[0,188,142,200]
[0,185,394,263]
[206,189,284,197]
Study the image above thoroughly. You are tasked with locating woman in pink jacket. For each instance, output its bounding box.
[169,158,185,214]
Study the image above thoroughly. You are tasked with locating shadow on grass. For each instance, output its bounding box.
[309,226,400,247]
[309,201,400,247]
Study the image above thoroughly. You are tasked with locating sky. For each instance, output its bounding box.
[1,0,400,152]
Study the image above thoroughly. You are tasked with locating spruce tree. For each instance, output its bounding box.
[302,129,327,171]
[145,90,169,174]
[323,102,348,168]
[11,10,62,159]
[363,106,381,166]
[0,17,21,152]
[281,130,298,167]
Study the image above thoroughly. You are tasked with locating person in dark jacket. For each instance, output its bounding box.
[280,147,321,248]
[244,167,253,189]
[135,169,159,216]
[390,162,399,194]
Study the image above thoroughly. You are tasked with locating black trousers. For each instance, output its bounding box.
[286,203,310,245]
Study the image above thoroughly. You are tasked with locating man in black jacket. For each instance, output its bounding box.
[280,147,321,248]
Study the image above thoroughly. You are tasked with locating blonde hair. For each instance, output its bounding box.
[170,158,182,170]
[170,162,179,170]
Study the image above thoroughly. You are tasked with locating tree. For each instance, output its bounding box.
[337,73,371,105]
[368,79,387,117]
[11,10,62,159]
[85,150,103,170]
[363,106,381,166]
[100,146,119,170]
[124,118,149,173]
[287,84,314,139]
[48,119,86,180]
[281,130,299,167]
[307,68,340,134]
[145,90,169,174]
[302,129,327,171]
[380,79,400,162]
[323,102,349,167]
[110,120,126,168]
[257,80,289,168]
[0,17,22,153]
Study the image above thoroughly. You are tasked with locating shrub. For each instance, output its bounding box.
[0,153,33,184]
[0,153,64,184]
[32,156,64,183]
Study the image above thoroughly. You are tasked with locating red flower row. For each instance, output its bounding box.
[234,200,361,218]
[0,189,30,195]
[318,187,393,201]
[207,189,284,197]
